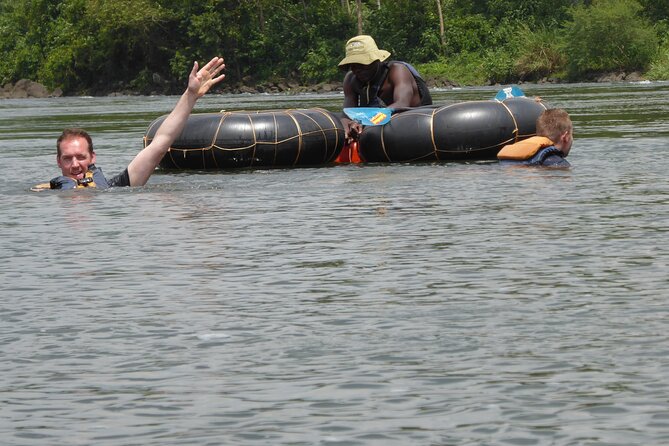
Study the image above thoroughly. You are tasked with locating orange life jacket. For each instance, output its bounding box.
[497,136,555,160]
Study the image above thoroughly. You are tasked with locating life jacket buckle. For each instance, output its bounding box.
[78,176,94,186]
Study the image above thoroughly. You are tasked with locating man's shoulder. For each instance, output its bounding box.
[342,71,357,89]
[388,61,410,71]
[387,61,417,80]
[388,60,414,71]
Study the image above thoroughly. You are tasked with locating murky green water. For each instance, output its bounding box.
[1,83,668,445]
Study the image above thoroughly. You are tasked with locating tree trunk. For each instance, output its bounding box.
[436,0,446,49]
[257,0,265,33]
[301,0,308,22]
[356,0,363,34]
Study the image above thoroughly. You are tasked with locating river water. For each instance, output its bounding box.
[1,83,668,445]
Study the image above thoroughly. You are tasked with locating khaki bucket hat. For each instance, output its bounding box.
[338,35,391,69]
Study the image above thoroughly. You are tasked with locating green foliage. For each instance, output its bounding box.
[442,14,500,54]
[0,0,664,93]
[417,53,490,86]
[38,0,89,92]
[0,0,60,84]
[647,36,669,79]
[481,47,518,84]
[563,0,659,78]
[513,25,567,81]
[647,20,669,80]
[637,0,669,21]
[418,16,554,85]
[365,0,441,63]
[299,42,341,84]
[481,0,575,24]
[176,0,352,84]
[2,0,179,93]
[647,47,669,79]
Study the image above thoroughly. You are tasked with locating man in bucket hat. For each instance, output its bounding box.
[339,35,432,139]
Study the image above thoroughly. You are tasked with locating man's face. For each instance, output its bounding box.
[350,60,380,83]
[57,136,96,180]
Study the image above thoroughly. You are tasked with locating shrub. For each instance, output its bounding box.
[417,53,490,86]
[299,42,341,84]
[647,44,669,80]
[563,0,658,78]
[513,25,567,81]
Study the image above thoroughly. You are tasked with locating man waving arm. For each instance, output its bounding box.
[128,57,226,186]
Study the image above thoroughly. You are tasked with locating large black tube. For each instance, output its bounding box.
[358,98,548,162]
[144,108,345,169]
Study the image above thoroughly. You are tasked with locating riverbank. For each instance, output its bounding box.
[0,80,63,99]
[0,71,647,99]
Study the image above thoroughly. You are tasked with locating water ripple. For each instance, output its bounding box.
[2,85,669,445]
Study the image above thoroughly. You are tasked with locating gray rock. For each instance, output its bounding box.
[0,79,58,99]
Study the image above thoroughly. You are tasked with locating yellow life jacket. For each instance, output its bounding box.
[497,136,555,160]
[32,166,109,191]
[31,182,54,191]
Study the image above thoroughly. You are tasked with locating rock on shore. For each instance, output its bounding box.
[0,80,62,99]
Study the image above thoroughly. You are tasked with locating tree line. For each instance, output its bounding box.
[1,0,668,95]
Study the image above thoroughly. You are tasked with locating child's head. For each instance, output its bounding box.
[536,108,573,156]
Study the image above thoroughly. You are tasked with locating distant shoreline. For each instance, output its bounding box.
[1,71,647,99]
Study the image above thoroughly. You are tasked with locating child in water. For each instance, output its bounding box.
[497,108,573,167]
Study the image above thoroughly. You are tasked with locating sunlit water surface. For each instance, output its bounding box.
[1,83,669,445]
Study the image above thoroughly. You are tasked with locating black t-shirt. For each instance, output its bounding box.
[107,168,131,187]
